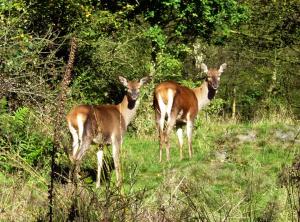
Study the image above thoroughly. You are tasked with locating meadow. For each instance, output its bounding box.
[1,112,299,221]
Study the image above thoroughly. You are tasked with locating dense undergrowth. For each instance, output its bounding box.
[0,106,299,221]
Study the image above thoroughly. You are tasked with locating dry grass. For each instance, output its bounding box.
[0,118,299,221]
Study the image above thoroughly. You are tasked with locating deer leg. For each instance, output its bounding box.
[96,144,104,188]
[166,89,174,120]
[74,134,92,163]
[68,123,79,162]
[112,137,122,187]
[159,128,164,163]
[70,115,87,161]
[154,110,163,162]
[157,95,167,162]
[70,135,92,183]
[186,120,194,158]
[77,115,85,148]
[176,127,184,160]
[165,115,176,161]
[156,117,165,163]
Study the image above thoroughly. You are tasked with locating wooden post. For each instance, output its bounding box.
[232,86,236,120]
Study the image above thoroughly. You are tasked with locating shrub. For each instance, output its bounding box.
[0,103,53,171]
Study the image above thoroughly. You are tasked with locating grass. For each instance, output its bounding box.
[121,119,299,221]
[0,119,299,221]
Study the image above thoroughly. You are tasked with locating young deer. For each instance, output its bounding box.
[153,63,227,161]
[67,76,150,187]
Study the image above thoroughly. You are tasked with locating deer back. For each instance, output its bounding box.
[67,104,126,143]
[154,81,198,121]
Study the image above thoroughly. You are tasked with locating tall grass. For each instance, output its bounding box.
[0,113,299,221]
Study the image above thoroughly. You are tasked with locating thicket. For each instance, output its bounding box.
[2,0,300,113]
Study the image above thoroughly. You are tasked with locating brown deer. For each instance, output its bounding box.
[153,63,227,162]
[67,76,150,187]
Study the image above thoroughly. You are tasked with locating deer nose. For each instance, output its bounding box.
[210,82,219,90]
[131,91,139,100]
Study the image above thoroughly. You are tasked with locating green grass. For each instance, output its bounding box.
[0,119,299,221]
[119,120,299,220]
[123,120,297,184]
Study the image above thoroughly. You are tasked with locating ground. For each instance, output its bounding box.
[0,119,299,221]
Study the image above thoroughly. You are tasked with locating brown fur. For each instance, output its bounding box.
[67,76,150,187]
[153,63,227,161]
[154,81,198,122]
[67,104,126,143]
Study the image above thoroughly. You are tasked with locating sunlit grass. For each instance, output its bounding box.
[0,119,299,221]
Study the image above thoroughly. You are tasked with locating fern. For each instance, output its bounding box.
[13,107,30,126]
[0,106,52,171]
[0,97,8,114]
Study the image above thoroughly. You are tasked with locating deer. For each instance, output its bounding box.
[66,76,150,188]
[153,63,227,162]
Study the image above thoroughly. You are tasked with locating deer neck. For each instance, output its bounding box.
[193,81,217,110]
[118,94,140,127]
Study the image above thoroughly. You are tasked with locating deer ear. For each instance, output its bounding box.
[118,76,128,87]
[218,63,227,74]
[200,63,208,73]
[139,76,151,85]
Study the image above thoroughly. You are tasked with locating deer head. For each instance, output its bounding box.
[201,63,227,90]
[119,76,150,101]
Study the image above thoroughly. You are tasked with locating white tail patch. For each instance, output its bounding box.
[68,123,79,157]
[158,94,167,131]
[166,89,174,124]
[77,114,86,142]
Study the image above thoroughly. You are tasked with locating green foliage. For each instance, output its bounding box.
[142,0,249,41]
[145,25,167,50]
[1,2,64,108]
[0,105,52,170]
[244,0,300,48]
[0,98,8,114]
[154,52,183,81]
[4,0,96,35]
[70,9,152,104]
[217,0,300,119]
[129,83,156,136]
[2,0,299,118]
[203,98,227,116]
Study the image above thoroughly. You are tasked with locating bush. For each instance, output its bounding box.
[0,102,53,171]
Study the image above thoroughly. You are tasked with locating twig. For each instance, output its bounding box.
[222,197,246,222]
